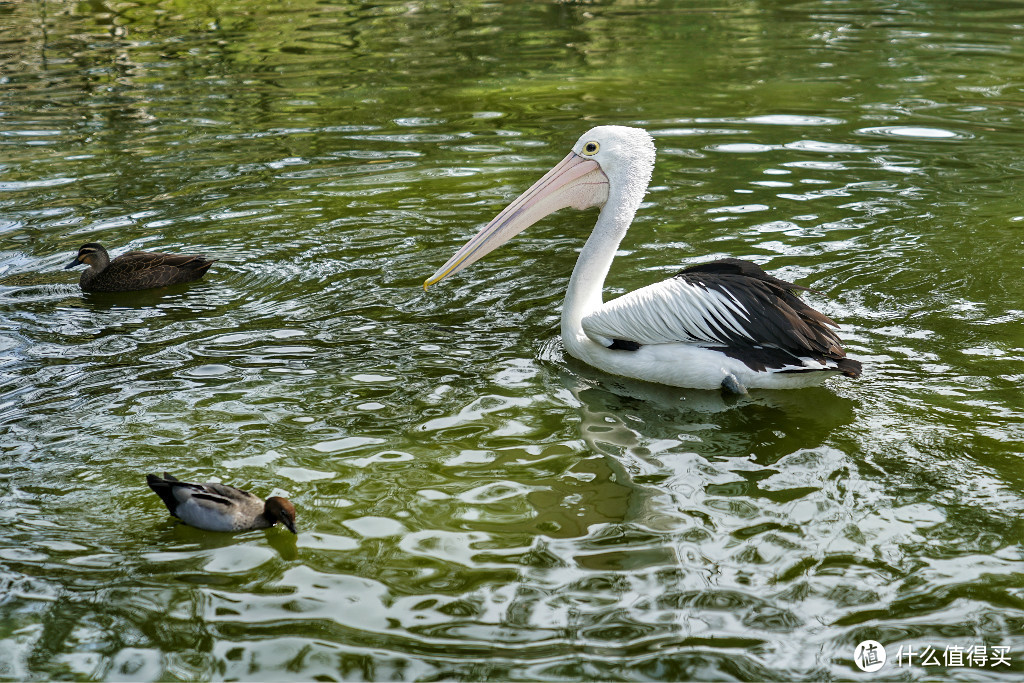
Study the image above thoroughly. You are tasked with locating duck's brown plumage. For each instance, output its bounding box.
[66,242,215,292]
[146,472,297,533]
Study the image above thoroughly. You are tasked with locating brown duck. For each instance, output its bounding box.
[65,242,216,292]
[147,473,297,533]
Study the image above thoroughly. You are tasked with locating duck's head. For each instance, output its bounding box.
[264,496,297,534]
[66,243,109,269]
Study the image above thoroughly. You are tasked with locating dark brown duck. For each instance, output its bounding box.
[66,242,216,292]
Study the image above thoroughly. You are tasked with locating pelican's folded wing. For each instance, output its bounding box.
[581,259,845,357]
[581,276,755,346]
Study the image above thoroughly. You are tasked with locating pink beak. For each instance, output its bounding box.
[424,151,609,289]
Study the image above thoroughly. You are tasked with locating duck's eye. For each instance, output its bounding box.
[582,141,600,155]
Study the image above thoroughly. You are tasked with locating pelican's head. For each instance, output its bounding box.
[568,125,656,186]
[424,126,656,289]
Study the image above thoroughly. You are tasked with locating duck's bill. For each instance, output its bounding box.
[65,256,83,269]
[423,151,609,289]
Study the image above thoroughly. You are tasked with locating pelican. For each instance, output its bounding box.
[424,126,861,393]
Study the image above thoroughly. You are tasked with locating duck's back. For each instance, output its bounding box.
[176,482,267,531]
[147,474,269,531]
[82,251,215,292]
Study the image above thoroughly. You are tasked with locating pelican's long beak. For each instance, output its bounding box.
[424,151,609,289]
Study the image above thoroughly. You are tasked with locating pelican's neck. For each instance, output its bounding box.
[561,178,647,344]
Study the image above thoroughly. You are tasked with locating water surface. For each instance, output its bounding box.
[2,1,1023,680]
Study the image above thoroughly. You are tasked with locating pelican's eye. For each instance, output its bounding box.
[582,141,600,156]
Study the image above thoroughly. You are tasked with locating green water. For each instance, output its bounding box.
[2,0,1023,680]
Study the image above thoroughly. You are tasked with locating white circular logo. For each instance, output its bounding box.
[854,640,886,672]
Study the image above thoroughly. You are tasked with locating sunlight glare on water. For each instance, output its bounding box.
[1,0,1023,681]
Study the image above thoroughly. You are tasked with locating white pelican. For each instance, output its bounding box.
[424,126,861,393]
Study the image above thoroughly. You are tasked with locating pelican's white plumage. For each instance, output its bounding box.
[425,126,861,392]
[582,277,756,346]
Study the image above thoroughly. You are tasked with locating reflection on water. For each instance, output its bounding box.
[2,0,1024,680]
